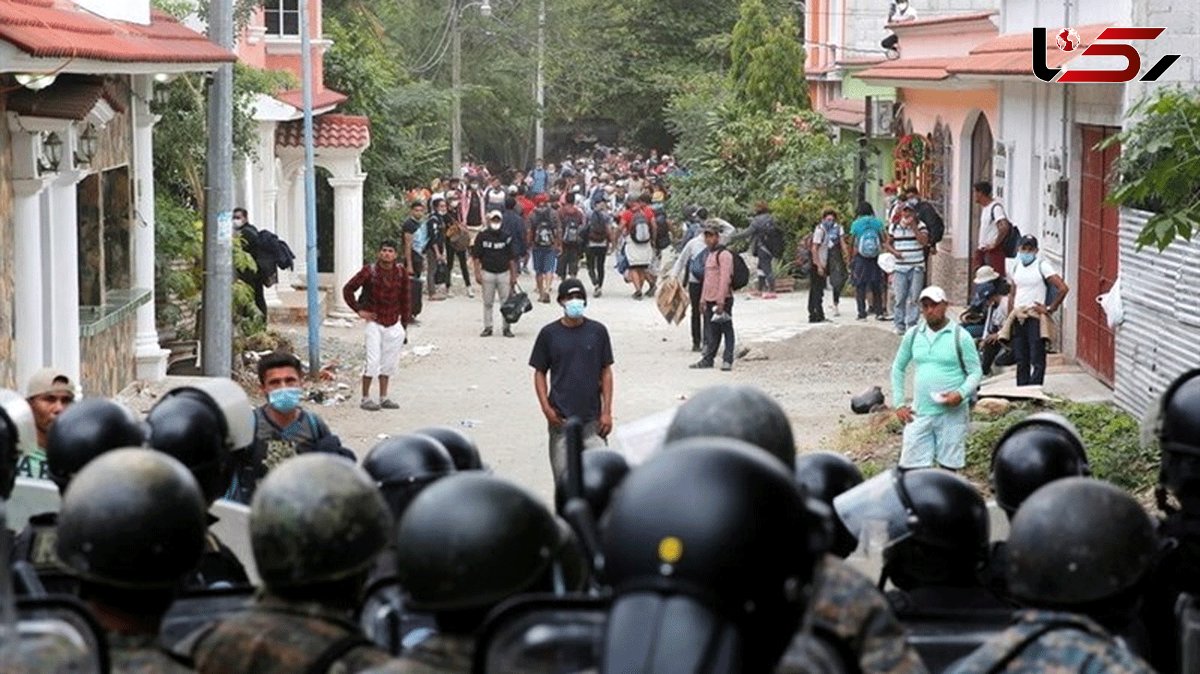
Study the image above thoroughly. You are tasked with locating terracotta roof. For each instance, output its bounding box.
[822,97,866,128]
[276,113,370,150]
[275,87,348,111]
[947,23,1113,76]
[7,73,124,119]
[887,10,997,30]
[0,1,236,64]
[858,57,953,82]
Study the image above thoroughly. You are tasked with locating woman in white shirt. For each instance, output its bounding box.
[1006,236,1070,386]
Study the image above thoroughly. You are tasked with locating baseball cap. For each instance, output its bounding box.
[702,221,723,234]
[488,210,502,221]
[1019,235,1039,249]
[557,278,587,301]
[25,368,74,400]
[918,286,948,304]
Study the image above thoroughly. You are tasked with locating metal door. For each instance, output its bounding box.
[1076,125,1119,385]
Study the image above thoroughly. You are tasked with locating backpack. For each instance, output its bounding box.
[562,208,584,245]
[761,218,785,258]
[916,201,945,244]
[794,232,814,277]
[630,209,652,244]
[689,247,750,290]
[997,204,1022,257]
[689,248,710,281]
[588,212,610,243]
[533,208,555,247]
[653,206,671,250]
[857,225,882,258]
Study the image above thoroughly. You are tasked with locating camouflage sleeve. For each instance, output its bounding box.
[809,558,930,674]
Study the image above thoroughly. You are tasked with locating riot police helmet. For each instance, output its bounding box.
[146,393,230,504]
[1007,477,1157,606]
[0,389,37,500]
[602,438,819,673]
[362,433,456,520]
[1157,369,1200,456]
[795,451,863,558]
[990,412,1089,518]
[555,448,630,518]
[664,385,796,468]
[394,474,564,614]
[56,448,207,588]
[411,426,484,470]
[46,398,145,493]
[251,453,392,589]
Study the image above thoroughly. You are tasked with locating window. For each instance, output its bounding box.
[77,167,131,307]
[264,0,301,37]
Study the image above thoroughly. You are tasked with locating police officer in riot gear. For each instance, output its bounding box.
[146,379,256,590]
[56,448,208,672]
[189,454,397,673]
[0,389,35,503]
[390,473,576,672]
[836,468,1008,615]
[602,438,839,673]
[949,478,1157,673]
[12,397,145,594]
[664,384,797,467]
[554,447,629,519]
[412,426,485,471]
[1140,368,1200,672]
[788,451,929,674]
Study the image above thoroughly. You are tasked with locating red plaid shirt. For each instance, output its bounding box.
[342,262,411,328]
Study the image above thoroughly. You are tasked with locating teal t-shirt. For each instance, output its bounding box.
[17,447,50,480]
[891,320,982,416]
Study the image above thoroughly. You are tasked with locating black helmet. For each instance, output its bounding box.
[555,448,630,518]
[412,426,484,470]
[990,412,1089,518]
[1157,369,1200,456]
[395,474,563,613]
[251,454,392,589]
[602,438,819,673]
[664,385,795,468]
[362,434,456,520]
[1007,477,1156,605]
[146,394,230,504]
[795,452,863,558]
[0,390,37,500]
[46,398,145,493]
[56,448,207,588]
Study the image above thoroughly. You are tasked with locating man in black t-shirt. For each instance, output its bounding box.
[529,279,615,495]
[471,210,519,337]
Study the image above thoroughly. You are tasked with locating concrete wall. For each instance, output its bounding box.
[0,92,15,390]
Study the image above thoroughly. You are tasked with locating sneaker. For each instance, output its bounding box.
[647,281,657,295]
[831,304,840,317]
[480,328,493,337]
[595,287,603,297]
[689,360,714,369]
[503,327,514,338]
[876,314,892,322]
[360,399,380,411]
[720,362,733,372]
[857,314,868,321]
[467,287,475,298]
[380,398,400,410]
[692,343,702,352]
[633,290,643,300]
[895,327,906,336]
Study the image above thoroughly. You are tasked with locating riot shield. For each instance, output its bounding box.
[158,586,254,654]
[901,608,1013,672]
[209,499,257,585]
[1,596,109,674]
[472,594,607,674]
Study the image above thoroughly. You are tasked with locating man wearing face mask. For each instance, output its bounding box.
[225,351,350,504]
[472,211,519,337]
[1003,236,1069,386]
[529,279,615,495]
[233,207,269,318]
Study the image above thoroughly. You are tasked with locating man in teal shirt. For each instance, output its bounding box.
[891,286,982,470]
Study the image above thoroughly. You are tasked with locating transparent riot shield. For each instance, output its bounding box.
[473,594,607,674]
[1178,592,1200,674]
[0,596,109,674]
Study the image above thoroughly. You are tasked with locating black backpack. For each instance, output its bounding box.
[916,201,945,244]
[533,208,555,247]
[561,208,584,245]
[653,206,671,250]
[995,204,1021,257]
[630,209,652,244]
[691,247,750,291]
[251,229,295,287]
[588,212,610,243]
[761,219,785,258]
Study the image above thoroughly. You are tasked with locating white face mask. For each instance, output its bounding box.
[489,221,502,230]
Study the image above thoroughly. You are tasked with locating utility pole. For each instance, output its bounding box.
[203,0,234,376]
[451,1,462,177]
[301,0,321,374]
[534,0,545,160]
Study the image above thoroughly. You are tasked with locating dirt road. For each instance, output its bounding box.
[268,277,903,505]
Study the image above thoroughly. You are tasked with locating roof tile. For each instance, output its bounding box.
[276,113,370,150]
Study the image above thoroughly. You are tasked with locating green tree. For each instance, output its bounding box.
[1101,86,1200,251]
[742,16,809,112]
[728,0,773,94]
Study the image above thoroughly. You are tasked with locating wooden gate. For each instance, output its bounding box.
[1076,125,1120,385]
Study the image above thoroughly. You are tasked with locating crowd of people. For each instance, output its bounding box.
[3,353,1200,673]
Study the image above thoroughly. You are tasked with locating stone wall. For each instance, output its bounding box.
[80,312,136,397]
[929,247,970,307]
[0,91,15,390]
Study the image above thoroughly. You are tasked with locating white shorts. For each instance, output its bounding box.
[363,321,405,378]
[899,404,969,470]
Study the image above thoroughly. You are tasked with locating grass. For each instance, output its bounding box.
[830,398,1157,498]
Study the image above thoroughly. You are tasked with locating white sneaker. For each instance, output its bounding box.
[832,304,840,317]
[467,287,475,298]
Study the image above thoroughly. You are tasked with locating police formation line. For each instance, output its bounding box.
[2,370,1200,673]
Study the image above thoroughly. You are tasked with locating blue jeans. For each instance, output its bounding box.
[757,253,775,292]
[892,267,925,331]
[1012,315,1047,385]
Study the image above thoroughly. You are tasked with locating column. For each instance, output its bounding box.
[328,175,366,315]
[46,168,84,389]
[132,75,170,381]
[288,165,309,286]
[257,123,283,306]
[12,179,49,389]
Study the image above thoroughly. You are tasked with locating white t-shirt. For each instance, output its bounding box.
[1007,257,1058,309]
[979,199,1007,250]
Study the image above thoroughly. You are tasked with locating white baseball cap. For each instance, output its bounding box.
[918,286,948,304]
[487,210,502,221]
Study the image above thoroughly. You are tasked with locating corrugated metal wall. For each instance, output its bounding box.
[1114,209,1200,420]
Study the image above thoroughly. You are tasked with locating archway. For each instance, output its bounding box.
[316,166,335,273]
[967,113,994,276]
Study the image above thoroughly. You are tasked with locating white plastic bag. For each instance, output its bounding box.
[1097,276,1125,330]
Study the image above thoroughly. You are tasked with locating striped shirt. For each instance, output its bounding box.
[889,219,927,270]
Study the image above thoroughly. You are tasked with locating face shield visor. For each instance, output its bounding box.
[832,469,918,551]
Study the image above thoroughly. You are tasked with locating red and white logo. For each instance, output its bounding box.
[1055,27,1081,52]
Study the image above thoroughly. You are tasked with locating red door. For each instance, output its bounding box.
[1076,126,1119,385]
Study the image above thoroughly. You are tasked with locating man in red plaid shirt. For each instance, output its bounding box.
[342,240,412,411]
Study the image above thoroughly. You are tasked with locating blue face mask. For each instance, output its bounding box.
[564,298,586,319]
[1018,252,1037,266]
[267,387,303,413]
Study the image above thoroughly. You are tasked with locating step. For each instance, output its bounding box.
[268,289,330,324]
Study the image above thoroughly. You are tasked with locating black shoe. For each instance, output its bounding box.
[689,360,714,369]
[633,291,643,300]
[480,328,493,337]
[647,281,657,295]
[692,343,702,352]
[503,327,514,338]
